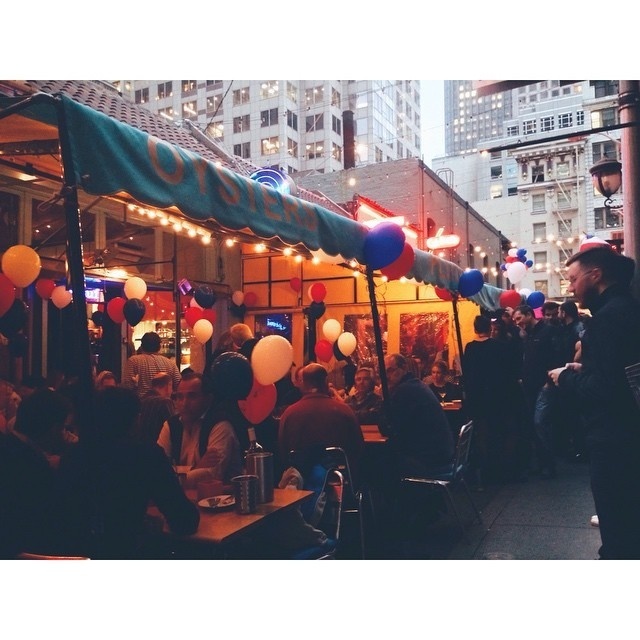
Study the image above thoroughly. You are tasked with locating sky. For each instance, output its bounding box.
[420,80,446,164]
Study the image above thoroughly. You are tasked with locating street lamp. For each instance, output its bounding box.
[589,157,622,205]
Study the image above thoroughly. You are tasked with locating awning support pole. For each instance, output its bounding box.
[365,267,389,404]
[451,293,465,390]
[55,96,95,431]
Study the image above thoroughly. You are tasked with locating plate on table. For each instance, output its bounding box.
[198,495,236,510]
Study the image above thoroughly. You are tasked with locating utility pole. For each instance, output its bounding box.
[619,81,640,298]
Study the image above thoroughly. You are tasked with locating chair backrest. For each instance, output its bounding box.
[453,420,474,478]
[317,469,344,543]
[322,446,358,501]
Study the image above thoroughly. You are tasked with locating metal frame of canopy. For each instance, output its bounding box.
[0,91,508,412]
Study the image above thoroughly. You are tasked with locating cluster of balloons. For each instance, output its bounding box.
[229,290,257,319]
[500,247,533,285]
[185,285,218,344]
[0,244,43,356]
[363,221,415,279]
[498,286,545,310]
[303,281,327,321]
[314,318,357,363]
[209,334,294,424]
[105,276,148,326]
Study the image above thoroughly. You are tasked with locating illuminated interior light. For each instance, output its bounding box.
[282,247,293,256]
[201,235,212,245]
[295,255,304,263]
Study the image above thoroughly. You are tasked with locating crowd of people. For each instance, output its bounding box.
[2,239,640,560]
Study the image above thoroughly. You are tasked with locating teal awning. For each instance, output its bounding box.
[0,92,505,310]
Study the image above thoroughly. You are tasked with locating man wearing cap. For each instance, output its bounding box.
[549,242,640,559]
[123,332,181,398]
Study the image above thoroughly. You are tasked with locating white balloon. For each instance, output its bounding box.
[337,331,357,357]
[193,318,214,344]
[251,335,293,385]
[231,290,244,306]
[51,285,72,309]
[124,276,147,300]
[518,288,532,298]
[506,261,527,284]
[508,248,519,258]
[322,318,342,343]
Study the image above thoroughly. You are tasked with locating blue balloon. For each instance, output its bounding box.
[194,284,217,309]
[458,269,485,298]
[527,291,545,309]
[516,248,527,258]
[123,298,145,326]
[525,260,533,268]
[363,222,406,270]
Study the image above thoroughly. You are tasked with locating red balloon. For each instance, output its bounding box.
[237,378,277,425]
[35,278,56,300]
[185,306,204,328]
[202,308,217,325]
[314,339,333,362]
[499,289,522,308]
[434,286,453,301]
[244,291,258,307]
[380,243,415,280]
[0,273,16,317]
[289,277,302,293]
[505,256,517,263]
[106,297,126,324]
[309,282,327,303]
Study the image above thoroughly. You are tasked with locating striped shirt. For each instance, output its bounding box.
[123,353,181,398]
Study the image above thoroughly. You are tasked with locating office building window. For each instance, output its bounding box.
[233,142,251,159]
[592,141,618,163]
[286,110,298,131]
[287,82,298,104]
[158,107,174,120]
[261,107,278,127]
[134,88,149,104]
[533,222,547,242]
[260,81,279,99]
[261,136,280,155]
[182,80,197,93]
[558,113,573,128]
[556,162,570,179]
[558,218,573,235]
[332,115,341,135]
[332,143,342,162]
[306,113,324,132]
[532,194,546,212]
[532,165,545,183]
[157,81,172,99]
[233,114,250,133]
[490,184,503,199]
[306,141,324,159]
[206,121,223,139]
[534,280,549,296]
[233,87,250,106]
[331,87,341,108]
[508,187,518,197]
[541,115,554,132]
[507,125,519,136]
[533,251,547,271]
[206,95,221,112]
[594,206,623,229]
[491,165,502,179]
[306,85,325,106]
[182,101,197,119]
[206,80,223,88]
[577,110,585,126]
[557,192,571,209]
[523,119,537,134]
[287,138,298,158]
[592,80,618,98]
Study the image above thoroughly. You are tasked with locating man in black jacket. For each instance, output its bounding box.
[549,245,640,559]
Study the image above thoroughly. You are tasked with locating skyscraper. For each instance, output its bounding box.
[115,80,422,175]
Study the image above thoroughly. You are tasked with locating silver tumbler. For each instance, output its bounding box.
[231,474,259,514]
[245,451,274,503]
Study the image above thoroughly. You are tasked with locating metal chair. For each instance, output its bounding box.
[289,467,344,560]
[402,420,484,542]
[322,446,366,559]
